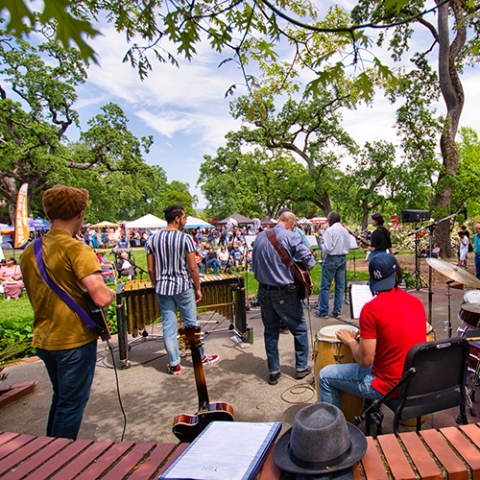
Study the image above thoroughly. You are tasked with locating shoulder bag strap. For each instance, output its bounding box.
[33,238,97,330]
[265,228,308,288]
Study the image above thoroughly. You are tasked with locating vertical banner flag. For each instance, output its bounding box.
[14,183,29,248]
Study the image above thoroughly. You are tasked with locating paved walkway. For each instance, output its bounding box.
[0,285,478,444]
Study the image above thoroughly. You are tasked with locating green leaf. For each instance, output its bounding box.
[0,0,35,35]
[39,0,100,63]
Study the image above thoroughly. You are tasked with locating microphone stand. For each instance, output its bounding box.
[408,210,462,325]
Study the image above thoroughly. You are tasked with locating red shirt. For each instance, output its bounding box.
[360,288,426,394]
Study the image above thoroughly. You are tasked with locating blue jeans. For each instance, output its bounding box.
[319,363,383,408]
[157,288,203,366]
[36,340,97,440]
[257,285,309,374]
[319,255,346,315]
[475,254,480,280]
[207,258,221,274]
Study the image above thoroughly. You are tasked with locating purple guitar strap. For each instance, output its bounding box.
[33,237,97,330]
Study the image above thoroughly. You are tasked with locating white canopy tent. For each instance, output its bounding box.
[124,214,167,230]
[184,216,214,229]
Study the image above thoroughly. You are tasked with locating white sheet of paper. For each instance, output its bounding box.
[160,422,281,480]
[350,284,374,319]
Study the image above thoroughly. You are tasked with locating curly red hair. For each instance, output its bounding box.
[43,185,89,221]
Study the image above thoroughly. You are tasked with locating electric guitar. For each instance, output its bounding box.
[84,293,111,342]
[292,261,313,300]
[172,325,234,442]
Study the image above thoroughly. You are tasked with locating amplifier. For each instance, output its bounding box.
[401,209,431,223]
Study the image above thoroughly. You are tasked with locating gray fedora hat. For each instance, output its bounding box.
[273,402,367,476]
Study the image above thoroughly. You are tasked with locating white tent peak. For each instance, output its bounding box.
[124,214,167,229]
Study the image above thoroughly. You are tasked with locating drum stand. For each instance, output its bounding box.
[464,330,480,418]
[445,280,454,338]
[408,224,429,292]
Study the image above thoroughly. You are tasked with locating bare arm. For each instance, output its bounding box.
[81,273,115,309]
[147,254,156,286]
[186,251,202,303]
[336,329,376,368]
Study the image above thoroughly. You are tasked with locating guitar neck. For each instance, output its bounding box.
[191,347,210,410]
[343,225,370,247]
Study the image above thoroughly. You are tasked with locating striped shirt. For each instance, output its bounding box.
[146,230,196,296]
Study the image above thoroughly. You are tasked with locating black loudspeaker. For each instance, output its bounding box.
[401,210,431,223]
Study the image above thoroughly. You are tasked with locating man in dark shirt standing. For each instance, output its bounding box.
[252,212,315,385]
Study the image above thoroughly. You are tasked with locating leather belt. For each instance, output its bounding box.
[259,283,296,291]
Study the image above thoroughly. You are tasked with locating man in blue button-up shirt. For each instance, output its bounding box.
[252,212,315,385]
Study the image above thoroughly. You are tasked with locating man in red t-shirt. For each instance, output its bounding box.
[319,253,426,408]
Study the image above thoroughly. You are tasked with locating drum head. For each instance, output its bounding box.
[460,302,480,313]
[463,290,480,304]
[316,324,358,342]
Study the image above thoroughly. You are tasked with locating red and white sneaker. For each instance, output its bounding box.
[201,354,219,366]
[167,364,183,375]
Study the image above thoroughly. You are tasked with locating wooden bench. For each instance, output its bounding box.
[1,423,479,479]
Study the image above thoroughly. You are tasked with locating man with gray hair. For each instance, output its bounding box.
[315,211,351,319]
[252,212,315,385]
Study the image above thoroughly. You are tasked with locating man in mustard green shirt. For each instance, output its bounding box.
[21,185,115,440]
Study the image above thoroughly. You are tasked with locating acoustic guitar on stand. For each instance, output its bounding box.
[172,325,234,442]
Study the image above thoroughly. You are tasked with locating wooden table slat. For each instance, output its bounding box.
[257,445,281,480]
[399,432,442,480]
[377,434,416,480]
[458,423,480,449]
[1,438,71,480]
[75,442,135,480]
[127,443,179,480]
[440,426,480,480]
[0,435,35,462]
[24,439,93,480]
[0,437,54,476]
[156,443,189,476]
[49,440,114,480]
[101,442,155,480]
[420,429,468,480]
[0,433,20,448]
[360,437,389,480]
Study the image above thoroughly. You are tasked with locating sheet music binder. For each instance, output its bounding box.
[159,421,282,480]
[349,283,374,319]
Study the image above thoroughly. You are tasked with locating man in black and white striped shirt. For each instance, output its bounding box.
[147,205,219,375]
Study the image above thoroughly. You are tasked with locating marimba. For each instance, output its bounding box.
[115,274,247,366]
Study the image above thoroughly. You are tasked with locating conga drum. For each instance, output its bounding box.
[314,325,364,423]
[426,322,434,342]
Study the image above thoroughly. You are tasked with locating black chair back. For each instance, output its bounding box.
[379,337,469,436]
[400,337,469,399]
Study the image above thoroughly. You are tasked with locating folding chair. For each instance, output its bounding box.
[360,337,469,437]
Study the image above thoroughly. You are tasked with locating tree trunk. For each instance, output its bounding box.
[432,0,466,258]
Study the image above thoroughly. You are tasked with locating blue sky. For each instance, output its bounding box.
[71,6,480,210]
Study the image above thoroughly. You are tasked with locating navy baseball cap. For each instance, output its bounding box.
[369,253,398,293]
